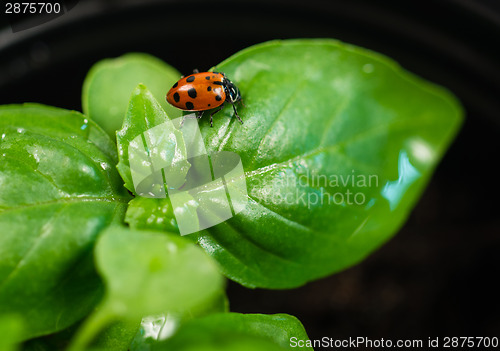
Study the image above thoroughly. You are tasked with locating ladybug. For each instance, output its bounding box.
[166,70,243,127]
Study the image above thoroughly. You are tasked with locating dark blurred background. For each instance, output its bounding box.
[1,0,499,347]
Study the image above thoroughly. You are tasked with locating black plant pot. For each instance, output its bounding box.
[1,0,499,341]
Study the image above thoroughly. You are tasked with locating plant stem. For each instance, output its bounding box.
[66,304,115,351]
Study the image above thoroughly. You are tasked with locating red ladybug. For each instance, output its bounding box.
[166,71,243,127]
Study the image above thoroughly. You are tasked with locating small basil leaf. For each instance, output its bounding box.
[82,53,181,137]
[130,292,229,351]
[125,197,178,233]
[21,322,81,351]
[153,328,283,351]
[90,319,141,351]
[152,313,311,351]
[96,227,224,318]
[68,227,224,351]
[21,319,138,351]
[116,84,189,194]
[0,104,130,341]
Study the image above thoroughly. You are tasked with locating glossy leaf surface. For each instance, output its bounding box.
[100,40,462,289]
[82,53,181,137]
[95,227,224,318]
[152,312,311,351]
[0,104,130,340]
[189,39,463,288]
[67,227,224,351]
[116,84,189,194]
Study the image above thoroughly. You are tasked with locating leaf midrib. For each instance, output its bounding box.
[0,197,127,295]
[0,196,130,214]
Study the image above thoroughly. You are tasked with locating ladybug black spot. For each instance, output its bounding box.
[186,76,195,82]
[215,95,222,101]
[205,76,211,80]
[208,104,211,107]
[172,82,178,88]
[207,86,212,91]
[188,88,197,99]
[173,92,180,103]
[185,101,194,110]
[213,81,223,85]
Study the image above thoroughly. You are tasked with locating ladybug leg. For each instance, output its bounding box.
[180,115,187,127]
[180,111,204,128]
[209,105,225,127]
[232,104,244,124]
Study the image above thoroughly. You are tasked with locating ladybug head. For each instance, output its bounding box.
[223,77,241,103]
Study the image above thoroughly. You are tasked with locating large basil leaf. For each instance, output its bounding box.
[115,39,463,288]
[0,104,130,340]
[82,53,181,138]
[187,39,463,288]
[152,313,311,351]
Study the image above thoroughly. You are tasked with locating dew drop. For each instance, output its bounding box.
[81,118,89,130]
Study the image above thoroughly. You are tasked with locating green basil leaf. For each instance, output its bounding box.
[130,291,229,351]
[67,227,224,351]
[154,333,284,351]
[114,39,463,289]
[0,104,130,340]
[82,53,181,137]
[21,319,139,351]
[125,197,178,233]
[21,323,79,351]
[89,319,141,351]
[152,313,311,351]
[0,314,23,351]
[116,84,190,194]
[96,227,224,317]
[174,39,460,288]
